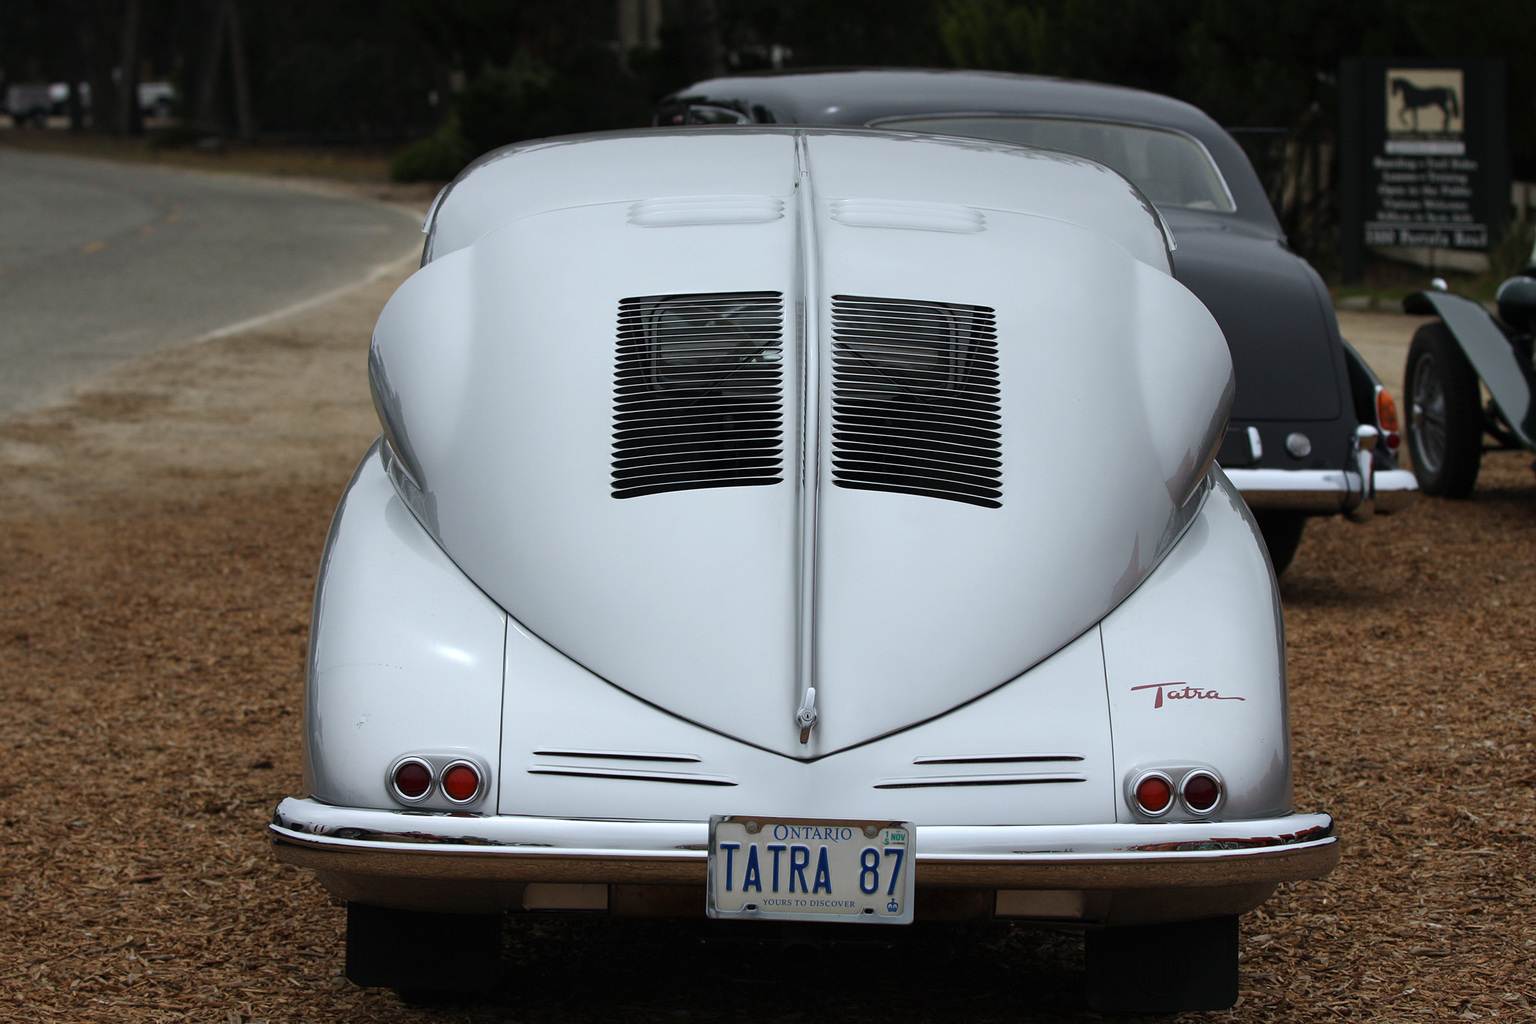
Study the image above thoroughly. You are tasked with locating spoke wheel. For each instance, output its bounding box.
[1405,321,1482,498]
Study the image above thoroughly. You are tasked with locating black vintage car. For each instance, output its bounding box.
[1403,264,1536,496]
[658,69,1418,571]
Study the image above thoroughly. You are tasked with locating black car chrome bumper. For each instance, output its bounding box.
[1229,467,1418,517]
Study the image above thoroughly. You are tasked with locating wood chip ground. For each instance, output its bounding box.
[0,277,1531,1022]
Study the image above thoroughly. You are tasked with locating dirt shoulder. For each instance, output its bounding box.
[0,260,1531,1021]
[0,263,403,520]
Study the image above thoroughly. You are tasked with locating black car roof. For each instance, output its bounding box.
[665,69,1279,232]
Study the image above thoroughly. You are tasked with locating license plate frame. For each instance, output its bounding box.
[706,815,915,924]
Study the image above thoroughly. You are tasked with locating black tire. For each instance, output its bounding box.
[344,902,502,995]
[1405,321,1483,498]
[1253,510,1306,575]
[1085,915,1239,1013]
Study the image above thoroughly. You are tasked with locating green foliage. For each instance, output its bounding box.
[254,36,436,139]
[454,51,556,156]
[720,0,951,69]
[3,0,1527,182]
[932,0,1536,270]
[1399,0,1536,181]
[393,0,612,73]
[455,44,650,158]
[241,0,439,139]
[940,0,1050,71]
[146,123,218,150]
[1491,219,1536,280]
[389,124,471,182]
[935,0,1533,176]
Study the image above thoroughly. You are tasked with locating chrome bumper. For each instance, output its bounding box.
[271,797,1338,892]
[1229,467,1418,517]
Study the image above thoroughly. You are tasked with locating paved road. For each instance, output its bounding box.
[0,148,423,416]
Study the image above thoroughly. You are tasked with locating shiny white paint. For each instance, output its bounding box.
[370,128,1232,757]
[1101,471,1290,821]
[496,603,1113,823]
[305,441,506,811]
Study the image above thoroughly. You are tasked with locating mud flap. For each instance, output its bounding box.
[345,903,503,993]
[1084,915,1239,1013]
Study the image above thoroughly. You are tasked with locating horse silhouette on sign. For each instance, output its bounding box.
[1391,77,1461,132]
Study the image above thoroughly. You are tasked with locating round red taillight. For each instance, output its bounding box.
[1182,771,1222,813]
[442,762,481,802]
[392,759,432,800]
[1133,773,1174,815]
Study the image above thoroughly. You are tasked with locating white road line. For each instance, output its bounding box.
[193,249,420,343]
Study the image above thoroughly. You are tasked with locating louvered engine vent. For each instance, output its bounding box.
[612,291,786,499]
[830,295,1003,508]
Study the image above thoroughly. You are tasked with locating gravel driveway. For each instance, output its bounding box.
[0,268,1530,1022]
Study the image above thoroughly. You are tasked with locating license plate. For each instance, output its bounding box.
[706,815,915,924]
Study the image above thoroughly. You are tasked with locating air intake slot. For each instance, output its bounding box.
[873,772,1086,790]
[527,765,737,787]
[830,295,1003,508]
[612,291,785,499]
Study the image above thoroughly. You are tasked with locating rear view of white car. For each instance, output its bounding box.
[270,126,1337,1013]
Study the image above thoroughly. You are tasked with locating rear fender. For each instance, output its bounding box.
[306,440,508,811]
[1339,339,1400,470]
[1405,290,1536,446]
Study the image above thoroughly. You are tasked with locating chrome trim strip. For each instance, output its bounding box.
[912,753,1084,765]
[873,772,1087,789]
[271,797,1332,863]
[1228,467,1417,512]
[793,132,824,752]
[531,749,702,763]
[526,765,737,787]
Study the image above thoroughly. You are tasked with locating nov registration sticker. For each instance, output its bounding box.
[706,816,915,924]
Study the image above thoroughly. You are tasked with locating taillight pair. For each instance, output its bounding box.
[1131,769,1222,817]
[389,756,484,805]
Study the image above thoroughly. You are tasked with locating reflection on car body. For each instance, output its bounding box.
[658,69,1419,572]
[270,125,1337,1013]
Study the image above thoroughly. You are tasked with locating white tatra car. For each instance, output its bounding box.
[270,127,1337,1013]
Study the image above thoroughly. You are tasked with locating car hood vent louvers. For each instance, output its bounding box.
[829,198,986,234]
[612,291,786,499]
[829,295,1003,508]
[628,195,786,227]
